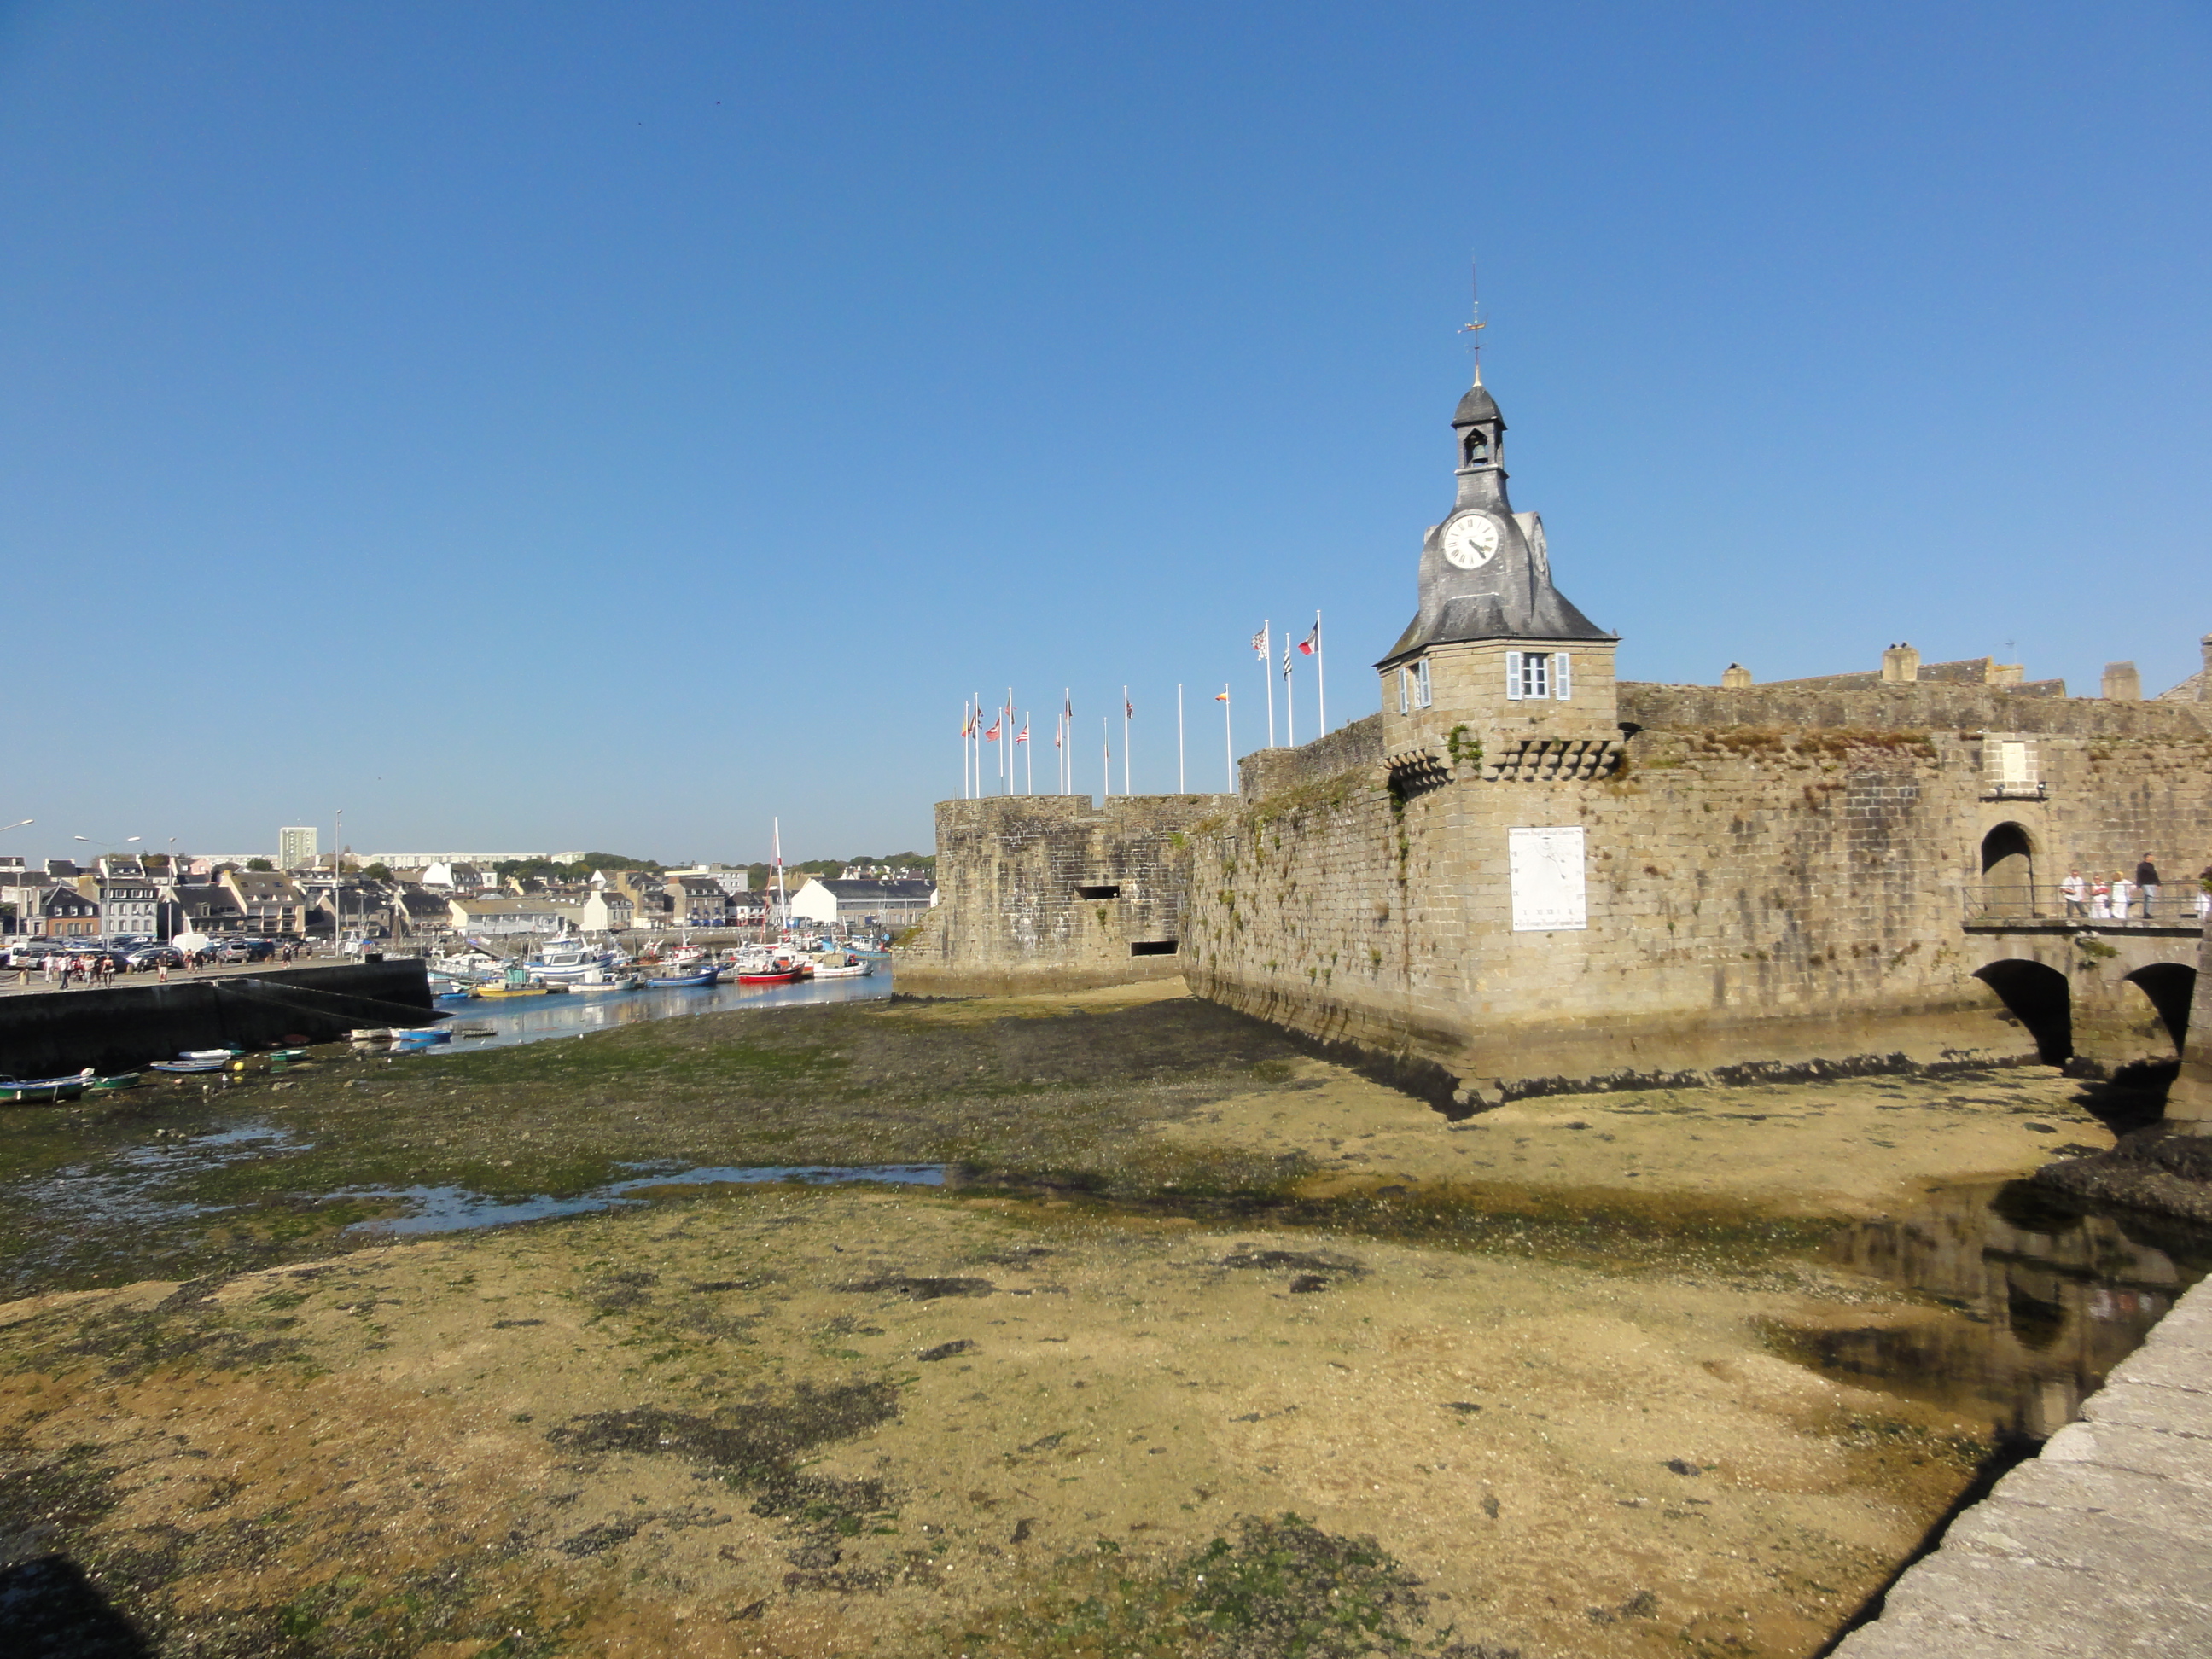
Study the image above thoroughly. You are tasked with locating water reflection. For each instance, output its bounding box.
[1781,1181,2212,1438]
[432,969,891,1053]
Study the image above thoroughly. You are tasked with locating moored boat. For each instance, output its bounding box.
[149,1060,224,1075]
[1,1073,92,1103]
[644,968,721,987]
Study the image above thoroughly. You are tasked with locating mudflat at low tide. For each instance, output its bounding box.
[0,980,2200,1657]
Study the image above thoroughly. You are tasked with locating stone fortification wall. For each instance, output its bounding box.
[1186,713,2212,1101]
[894,794,1232,996]
[1621,682,2212,739]
[1237,715,1383,802]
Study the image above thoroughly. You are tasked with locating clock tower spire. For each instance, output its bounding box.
[1376,354,1621,784]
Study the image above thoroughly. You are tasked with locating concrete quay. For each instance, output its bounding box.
[1833,1271,2212,1657]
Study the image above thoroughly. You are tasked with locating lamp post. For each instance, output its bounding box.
[0,819,29,937]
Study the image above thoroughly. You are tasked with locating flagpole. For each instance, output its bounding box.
[1283,632,1295,748]
[1062,689,1071,795]
[1025,713,1033,795]
[1315,610,1327,733]
[1262,616,1275,748]
[1102,718,1109,799]
[1221,685,1232,792]
[1121,686,1131,797]
[1176,684,1185,793]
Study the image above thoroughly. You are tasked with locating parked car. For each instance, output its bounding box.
[125,944,184,969]
[209,938,278,963]
[0,940,61,968]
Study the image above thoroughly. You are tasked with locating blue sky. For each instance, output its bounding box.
[2,3,2206,864]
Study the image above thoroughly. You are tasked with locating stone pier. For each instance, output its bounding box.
[1832,1272,2212,1656]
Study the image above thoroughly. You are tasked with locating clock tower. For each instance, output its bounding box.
[1377,372,1621,785]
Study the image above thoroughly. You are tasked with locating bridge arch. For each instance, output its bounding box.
[1973,958,2073,1063]
[1980,822,2039,914]
[2122,963,2197,1051]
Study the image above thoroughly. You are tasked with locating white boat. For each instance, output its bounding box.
[804,950,874,979]
[523,936,625,983]
[569,970,637,993]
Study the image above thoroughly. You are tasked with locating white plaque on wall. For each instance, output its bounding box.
[1509,826,1587,932]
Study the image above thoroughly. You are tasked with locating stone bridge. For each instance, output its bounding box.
[1965,917,2201,1072]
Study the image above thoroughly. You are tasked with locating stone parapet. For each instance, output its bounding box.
[1237,715,1384,801]
[1622,681,2212,738]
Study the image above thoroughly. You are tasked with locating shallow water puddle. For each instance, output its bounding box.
[332,1161,950,1235]
[1773,1178,2212,1437]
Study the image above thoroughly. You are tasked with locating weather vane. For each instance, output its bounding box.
[1458,258,1486,381]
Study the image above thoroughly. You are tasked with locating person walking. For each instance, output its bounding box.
[2090,876,2111,919]
[2136,853,2162,919]
[2110,871,2135,921]
[2060,868,2088,918]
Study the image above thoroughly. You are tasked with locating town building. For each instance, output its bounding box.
[579,888,635,933]
[90,856,160,938]
[278,826,319,870]
[218,868,311,937]
[445,896,585,936]
[788,876,938,929]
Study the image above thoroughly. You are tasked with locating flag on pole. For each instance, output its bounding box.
[1250,626,1267,656]
[1282,641,1293,673]
[1299,624,1318,655]
[1214,690,1230,701]
[1125,695,1134,719]
[1016,721,1028,743]
[985,716,1001,741]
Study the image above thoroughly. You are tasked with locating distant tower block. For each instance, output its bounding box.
[1880,643,1921,684]
[278,826,319,870]
[1721,663,1753,690]
[2101,661,2142,701]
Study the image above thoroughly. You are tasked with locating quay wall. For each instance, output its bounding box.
[894,795,1233,997]
[1831,1272,2212,1657]
[0,961,437,1079]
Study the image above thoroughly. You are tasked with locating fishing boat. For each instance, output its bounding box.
[476,964,562,998]
[524,936,625,983]
[804,951,873,980]
[569,972,637,993]
[1,1072,92,1103]
[149,1059,224,1075]
[644,967,721,988]
[393,1027,452,1051]
[735,963,808,985]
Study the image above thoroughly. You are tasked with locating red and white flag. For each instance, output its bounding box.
[985,716,1001,741]
[1015,721,1028,744]
[1250,625,1267,656]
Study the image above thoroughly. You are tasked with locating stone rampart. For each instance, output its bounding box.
[1237,714,1384,802]
[1186,715,2212,1101]
[894,794,1232,996]
[1621,681,2212,739]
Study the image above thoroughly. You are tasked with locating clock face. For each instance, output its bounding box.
[1441,514,1501,570]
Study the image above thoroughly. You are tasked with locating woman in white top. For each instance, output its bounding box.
[2109,874,2134,920]
[2090,878,2111,919]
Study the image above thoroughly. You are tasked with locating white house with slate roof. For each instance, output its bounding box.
[788,876,937,928]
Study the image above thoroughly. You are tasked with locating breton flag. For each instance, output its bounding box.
[1283,641,1294,673]
[1299,624,1318,655]
[985,716,1001,741]
[1250,625,1267,656]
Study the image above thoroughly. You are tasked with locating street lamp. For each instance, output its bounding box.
[0,820,27,937]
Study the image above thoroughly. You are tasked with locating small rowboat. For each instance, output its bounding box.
[569,975,637,993]
[393,1028,452,1051]
[180,1048,242,1062]
[1,1074,92,1103]
[150,1060,225,1075]
[645,969,721,988]
[86,1073,142,1091]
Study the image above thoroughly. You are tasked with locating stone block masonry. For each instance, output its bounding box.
[894,794,1233,997]
[1831,1272,2212,1658]
[1183,698,2212,1102]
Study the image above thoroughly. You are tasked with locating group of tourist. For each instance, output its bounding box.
[2059,855,2212,921]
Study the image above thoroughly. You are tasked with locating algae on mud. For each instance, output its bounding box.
[0,981,2159,1657]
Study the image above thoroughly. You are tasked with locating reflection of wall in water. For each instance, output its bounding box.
[1802,1183,2205,1439]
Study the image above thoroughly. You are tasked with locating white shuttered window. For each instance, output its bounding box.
[1505,650,1523,700]
[1554,652,1572,700]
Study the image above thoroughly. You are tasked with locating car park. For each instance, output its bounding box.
[125,944,184,969]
